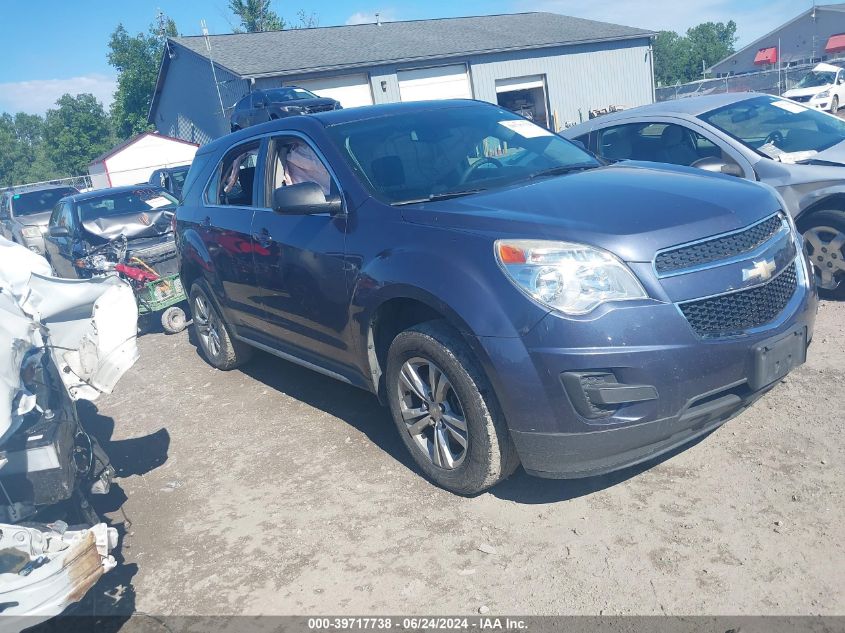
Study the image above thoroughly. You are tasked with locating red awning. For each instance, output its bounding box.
[826,33,845,53]
[754,47,778,64]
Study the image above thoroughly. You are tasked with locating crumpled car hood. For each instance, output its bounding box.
[0,238,139,443]
[81,208,173,241]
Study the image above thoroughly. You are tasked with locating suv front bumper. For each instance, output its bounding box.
[477,272,817,479]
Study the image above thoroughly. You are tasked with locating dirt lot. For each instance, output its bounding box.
[81,300,844,618]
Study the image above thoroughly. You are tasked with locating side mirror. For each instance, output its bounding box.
[48,225,70,238]
[691,157,744,178]
[273,182,343,215]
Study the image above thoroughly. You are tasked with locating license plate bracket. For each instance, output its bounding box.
[750,328,807,390]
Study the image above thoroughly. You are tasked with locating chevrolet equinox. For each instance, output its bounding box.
[175,100,817,494]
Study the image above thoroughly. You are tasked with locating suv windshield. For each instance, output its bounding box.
[326,105,599,204]
[699,95,845,158]
[264,88,318,102]
[794,71,836,88]
[11,187,78,216]
[78,188,177,221]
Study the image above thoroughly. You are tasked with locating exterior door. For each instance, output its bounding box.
[200,139,267,331]
[43,202,78,278]
[250,133,353,370]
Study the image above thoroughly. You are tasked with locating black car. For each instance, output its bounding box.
[230,87,341,132]
[44,185,179,279]
[176,100,815,494]
[148,165,190,198]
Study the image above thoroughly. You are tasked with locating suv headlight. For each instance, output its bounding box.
[495,239,648,315]
[21,226,41,238]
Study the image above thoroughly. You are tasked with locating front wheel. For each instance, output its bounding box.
[832,96,840,113]
[799,209,845,299]
[385,320,519,494]
[189,283,253,369]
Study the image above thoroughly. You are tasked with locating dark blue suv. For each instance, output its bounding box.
[175,100,817,494]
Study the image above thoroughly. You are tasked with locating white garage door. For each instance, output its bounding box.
[397,64,472,102]
[295,74,374,108]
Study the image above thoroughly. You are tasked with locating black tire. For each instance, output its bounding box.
[385,320,519,494]
[798,209,845,300]
[189,282,253,370]
[161,306,187,334]
[832,96,840,113]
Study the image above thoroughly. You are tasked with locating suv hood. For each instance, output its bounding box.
[272,97,337,110]
[17,211,51,227]
[401,163,781,262]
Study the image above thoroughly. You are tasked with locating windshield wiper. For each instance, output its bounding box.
[393,188,485,206]
[529,164,597,179]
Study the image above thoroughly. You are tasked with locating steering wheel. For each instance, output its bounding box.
[764,130,784,147]
[459,156,503,184]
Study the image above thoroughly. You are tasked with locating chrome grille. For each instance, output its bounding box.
[679,263,798,337]
[655,214,784,274]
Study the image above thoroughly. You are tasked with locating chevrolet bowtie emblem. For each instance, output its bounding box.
[743,258,777,283]
[139,212,151,226]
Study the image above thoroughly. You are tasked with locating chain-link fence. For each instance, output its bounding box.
[0,174,93,194]
[656,62,822,102]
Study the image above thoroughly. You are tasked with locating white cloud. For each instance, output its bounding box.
[513,0,799,47]
[0,74,116,116]
[346,9,397,26]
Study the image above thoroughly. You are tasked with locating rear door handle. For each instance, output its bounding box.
[253,227,272,248]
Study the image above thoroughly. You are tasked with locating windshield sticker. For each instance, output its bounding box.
[757,142,784,159]
[778,150,819,164]
[145,196,173,209]
[771,100,807,114]
[499,119,552,138]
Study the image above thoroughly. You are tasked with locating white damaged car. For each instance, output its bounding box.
[0,237,138,628]
[783,63,845,113]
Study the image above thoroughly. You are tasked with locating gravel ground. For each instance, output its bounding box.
[80,300,844,618]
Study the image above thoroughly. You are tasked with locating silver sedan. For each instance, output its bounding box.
[563,92,845,297]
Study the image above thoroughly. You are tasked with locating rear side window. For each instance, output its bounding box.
[207,141,261,207]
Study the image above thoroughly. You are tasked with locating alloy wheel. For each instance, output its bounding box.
[193,294,222,358]
[804,225,845,290]
[396,357,468,470]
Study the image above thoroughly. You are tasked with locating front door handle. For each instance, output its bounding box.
[253,227,272,248]
[202,216,211,227]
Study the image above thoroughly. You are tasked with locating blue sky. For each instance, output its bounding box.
[0,0,808,114]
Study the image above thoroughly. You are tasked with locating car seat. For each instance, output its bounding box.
[655,126,699,166]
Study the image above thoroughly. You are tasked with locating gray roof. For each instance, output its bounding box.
[171,12,653,78]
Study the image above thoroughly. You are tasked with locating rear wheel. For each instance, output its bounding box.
[799,209,845,299]
[386,320,519,494]
[189,283,253,369]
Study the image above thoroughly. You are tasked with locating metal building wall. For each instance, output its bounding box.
[155,38,653,141]
[468,38,653,126]
[153,45,249,144]
[710,10,845,76]
[263,38,652,126]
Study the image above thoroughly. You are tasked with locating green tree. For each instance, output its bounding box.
[43,94,113,176]
[0,112,60,187]
[653,20,738,85]
[229,0,286,32]
[108,16,177,139]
